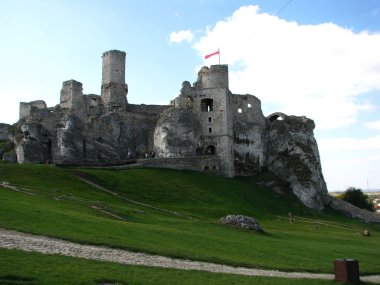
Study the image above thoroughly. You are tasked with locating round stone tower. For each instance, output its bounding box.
[101,50,128,111]
[196,65,229,89]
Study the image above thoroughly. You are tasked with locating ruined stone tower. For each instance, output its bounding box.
[157,65,235,177]
[101,50,128,111]
[60,80,84,117]
[194,65,235,177]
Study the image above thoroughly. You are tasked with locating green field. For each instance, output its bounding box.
[0,162,379,284]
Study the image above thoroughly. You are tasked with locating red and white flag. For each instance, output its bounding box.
[204,50,219,59]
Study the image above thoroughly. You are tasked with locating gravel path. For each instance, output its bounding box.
[1,229,379,283]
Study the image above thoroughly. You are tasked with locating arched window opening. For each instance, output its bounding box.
[269,114,284,122]
[206,145,216,155]
[201,99,213,112]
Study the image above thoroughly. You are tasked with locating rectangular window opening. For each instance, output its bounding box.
[208,117,212,122]
[238,108,242,113]
[247,103,252,108]
[209,127,212,133]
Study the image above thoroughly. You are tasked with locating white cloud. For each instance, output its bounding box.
[188,5,380,190]
[169,30,194,44]
[364,120,380,131]
[319,135,380,153]
[192,5,380,130]
[318,135,380,190]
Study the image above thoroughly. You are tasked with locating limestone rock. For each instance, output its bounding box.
[16,140,49,164]
[52,114,84,164]
[267,113,327,210]
[154,107,202,157]
[220,215,263,232]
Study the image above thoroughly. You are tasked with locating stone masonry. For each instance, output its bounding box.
[4,49,332,210]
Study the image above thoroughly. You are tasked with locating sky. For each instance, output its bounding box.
[1,0,380,191]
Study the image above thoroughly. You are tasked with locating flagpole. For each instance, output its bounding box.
[218,48,220,65]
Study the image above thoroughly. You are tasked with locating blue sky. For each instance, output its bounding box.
[1,0,380,191]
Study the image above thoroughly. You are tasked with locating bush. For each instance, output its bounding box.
[338,187,374,212]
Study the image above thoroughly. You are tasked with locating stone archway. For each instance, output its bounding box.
[267,112,287,122]
[205,145,216,155]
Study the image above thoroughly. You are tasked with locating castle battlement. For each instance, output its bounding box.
[195,64,229,89]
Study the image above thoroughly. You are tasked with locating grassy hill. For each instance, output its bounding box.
[0,162,379,284]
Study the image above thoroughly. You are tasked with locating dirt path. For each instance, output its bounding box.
[75,176,195,220]
[1,229,379,283]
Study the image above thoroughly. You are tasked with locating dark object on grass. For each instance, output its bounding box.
[334,259,360,284]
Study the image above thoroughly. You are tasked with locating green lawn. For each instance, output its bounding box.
[0,248,347,285]
[0,162,379,282]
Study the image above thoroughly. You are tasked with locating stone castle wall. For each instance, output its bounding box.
[126,104,170,116]
[0,123,11,141]
[9,49,331,211]
[232,94,267,176]
[19,100,47,120]
[138,156,221,174]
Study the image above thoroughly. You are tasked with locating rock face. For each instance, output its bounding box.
[3,49,331,211]
[154,108,202,157]
[220,215,263,232]
[267,113,327,210]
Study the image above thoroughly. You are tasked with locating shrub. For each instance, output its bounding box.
[338,187,374,212]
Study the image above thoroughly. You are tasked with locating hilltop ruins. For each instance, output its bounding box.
[0,50,331,211]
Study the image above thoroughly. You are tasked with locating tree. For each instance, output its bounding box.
[338,187,374,212]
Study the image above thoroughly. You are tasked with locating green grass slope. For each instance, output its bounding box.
[0,162,379,277]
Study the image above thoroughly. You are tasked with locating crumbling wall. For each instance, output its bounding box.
[83,95,104,118]
[232,94,267,176]
[126,104,170,116]
[19,100,47,120]
[0,123,11,141]
[60,80,85,119]
[138,156,221,174]
[194,65,229,89]
[0,123,13,161]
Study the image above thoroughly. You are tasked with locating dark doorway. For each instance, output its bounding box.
[206,145,216,155]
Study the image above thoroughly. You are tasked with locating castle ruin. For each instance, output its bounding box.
[4,50,330,210]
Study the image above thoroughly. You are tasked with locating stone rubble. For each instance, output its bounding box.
[220,215,263,232]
